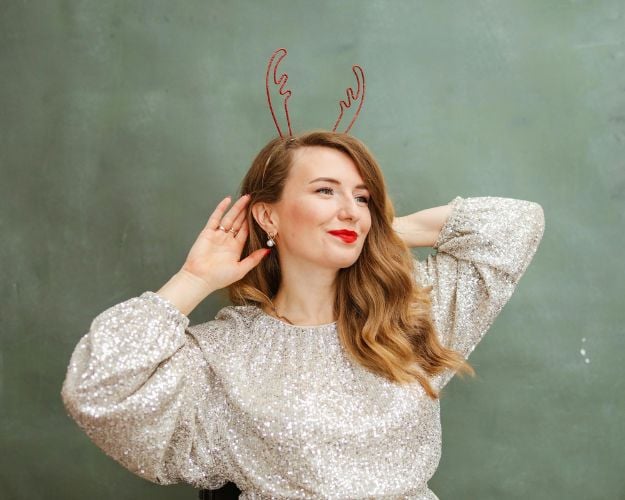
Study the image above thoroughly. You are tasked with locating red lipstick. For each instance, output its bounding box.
[328,230,358,243]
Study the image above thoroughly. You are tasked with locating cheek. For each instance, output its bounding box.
[360,211,372,236]
[285,201,329,230]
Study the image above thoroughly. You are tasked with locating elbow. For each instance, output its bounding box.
[507,200,545,281]
[518,199,545,241]
[60,372,104,426]
[60,377,87,424]
[529,201,546,241]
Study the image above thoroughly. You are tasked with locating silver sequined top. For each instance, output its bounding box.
[61,196,545,499]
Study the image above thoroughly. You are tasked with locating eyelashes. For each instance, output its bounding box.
[316,187,370,204]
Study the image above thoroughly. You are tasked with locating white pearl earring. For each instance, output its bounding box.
[267,232,276,247]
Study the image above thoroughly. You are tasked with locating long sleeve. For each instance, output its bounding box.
[413,196,545,389]
[60,291,221,487]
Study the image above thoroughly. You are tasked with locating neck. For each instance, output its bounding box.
[269,259,338,326]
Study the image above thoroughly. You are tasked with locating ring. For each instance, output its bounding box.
[218,225,238,236]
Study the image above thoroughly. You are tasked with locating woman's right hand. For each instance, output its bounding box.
[178,194,270,292]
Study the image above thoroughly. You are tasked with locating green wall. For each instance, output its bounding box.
[2,1,624,498]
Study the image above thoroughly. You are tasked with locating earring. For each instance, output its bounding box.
[267,231,276,247]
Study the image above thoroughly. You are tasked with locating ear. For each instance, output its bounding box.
[251,201,279,234]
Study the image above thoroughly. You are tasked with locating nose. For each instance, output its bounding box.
[337,197,360,221]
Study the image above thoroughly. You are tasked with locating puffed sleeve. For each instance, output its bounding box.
[413,196,545,389]
[60,291,221,487]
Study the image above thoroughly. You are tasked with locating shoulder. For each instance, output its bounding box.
[187,304,263,348]
[215,303,262,323]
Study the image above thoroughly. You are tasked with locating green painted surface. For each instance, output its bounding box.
[2,1,623,498]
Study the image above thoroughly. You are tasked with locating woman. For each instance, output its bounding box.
[61,130,545,499]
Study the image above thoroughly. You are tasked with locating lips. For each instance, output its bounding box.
[328,230,358,243]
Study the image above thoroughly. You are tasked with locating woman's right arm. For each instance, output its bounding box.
[61,194,269,485]
[61,290,223,486]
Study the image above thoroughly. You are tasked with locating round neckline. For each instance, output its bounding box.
[255,305,337,329]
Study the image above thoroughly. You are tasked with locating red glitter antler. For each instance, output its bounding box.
[265,48,293,137]
[332,65,366,133]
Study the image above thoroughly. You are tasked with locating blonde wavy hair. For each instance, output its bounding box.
[228,130,474,399]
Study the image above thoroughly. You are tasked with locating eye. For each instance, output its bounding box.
[316,187,370,204]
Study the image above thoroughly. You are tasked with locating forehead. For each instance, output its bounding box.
[289,146,364,184]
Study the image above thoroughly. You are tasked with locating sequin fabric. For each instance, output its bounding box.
[61,196,545,499]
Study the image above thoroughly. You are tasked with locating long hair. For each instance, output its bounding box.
[228,130,474,399]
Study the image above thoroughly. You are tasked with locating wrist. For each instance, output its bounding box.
[156,270,215,316]
[176,268,217,295]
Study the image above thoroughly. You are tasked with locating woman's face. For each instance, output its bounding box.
[264,146,372,270]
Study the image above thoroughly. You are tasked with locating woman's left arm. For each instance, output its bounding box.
[393,204,455,248]
[404,196,545,390]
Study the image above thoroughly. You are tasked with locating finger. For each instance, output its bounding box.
[239,248,271,275]
[229,207,248,232]
[206,196,232,230]
[234,218,249,243]
[220,194,251,229]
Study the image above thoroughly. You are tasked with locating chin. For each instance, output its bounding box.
[326,254,362,269]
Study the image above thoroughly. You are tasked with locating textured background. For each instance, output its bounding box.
[2,1,624,499]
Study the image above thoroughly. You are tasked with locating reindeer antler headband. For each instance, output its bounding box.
[265,47,366,137]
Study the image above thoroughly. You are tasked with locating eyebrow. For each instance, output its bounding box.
[308,177,369,190]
